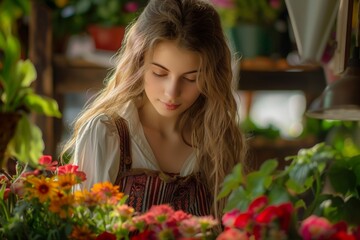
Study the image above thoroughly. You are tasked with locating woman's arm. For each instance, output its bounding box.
[73,114,121,190]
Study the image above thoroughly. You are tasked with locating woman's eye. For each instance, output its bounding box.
[183,77,196,82]
[153,72,166,77]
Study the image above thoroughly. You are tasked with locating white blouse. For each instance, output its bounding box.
[73,101,197,190]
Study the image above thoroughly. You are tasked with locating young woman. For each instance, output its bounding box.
[62,0,247,220]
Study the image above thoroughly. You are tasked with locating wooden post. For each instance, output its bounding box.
[28,0,55,155]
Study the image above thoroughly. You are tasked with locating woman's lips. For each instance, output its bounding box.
[163,102,180,110]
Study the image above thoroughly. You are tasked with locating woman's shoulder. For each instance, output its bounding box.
[79,114,118,137]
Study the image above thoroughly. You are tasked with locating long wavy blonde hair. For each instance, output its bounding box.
[61,0,247,220]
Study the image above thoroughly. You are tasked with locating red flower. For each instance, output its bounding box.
[255,202,293,231]
[329,231,356,240]
[58,164,86,181]
[234,211,253,229]
[275,202,294,231]
[131,230,154,240]
[248,195,268,213]
[255,205,278,224]
[3,188,10,200]
[96,231,116,240]
[38,155,58,171]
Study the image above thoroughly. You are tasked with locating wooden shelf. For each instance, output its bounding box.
[239,67,326,93]
[53,55,108,94]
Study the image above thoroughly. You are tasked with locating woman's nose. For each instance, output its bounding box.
[164,77,181,98]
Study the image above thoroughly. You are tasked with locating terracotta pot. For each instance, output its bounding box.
[0,113,21,168]
[87,25,126,51]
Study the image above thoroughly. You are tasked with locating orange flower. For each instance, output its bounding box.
[70,225,96,240]
[91,182,123,204]
[25,175,58,203]
[56,173,78,191]
[74,190,100,207]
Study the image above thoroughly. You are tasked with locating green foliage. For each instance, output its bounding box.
[218,142,360,226]
[0,0,61,166]
[52,0,148,36]
[240,117,281,139]
[212,0,286,28]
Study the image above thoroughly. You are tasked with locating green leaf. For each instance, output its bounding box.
[328,163,357,196]
[6,115,43,167]
[259,159,278,175]
[223,186,248,212]
[24,93,62,118]
[246,171,270,197]
[354,162,360,186]
[16,59,37,87]
[286,175,314,194]
[294,199,306,210]
[217,163,243,199]
[343,197,360,225]
[267,183,291,205]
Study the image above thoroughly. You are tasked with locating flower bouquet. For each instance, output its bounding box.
[0,156,217,239]
[2,142,360,240]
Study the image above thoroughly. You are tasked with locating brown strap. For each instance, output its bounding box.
[113,117,132,185]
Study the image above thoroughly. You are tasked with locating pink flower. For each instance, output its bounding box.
[58,164,86,181]
[211,0,235,9]
[178,218,201,237]
[168,210,192,223]
[216,228,248,240]
[300,215,334,240]
[222,209,241,227]
[123,2,138,13]
[38,155,58,171]
[10,179,26,197]
[268,0,282,9]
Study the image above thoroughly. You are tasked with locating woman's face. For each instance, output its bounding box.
[143,40,201,119]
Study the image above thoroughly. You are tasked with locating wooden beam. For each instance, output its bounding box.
[28,0,55,155]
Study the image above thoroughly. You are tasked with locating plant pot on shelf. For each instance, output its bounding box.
[226,23,281,58]
[87,25,126,52]
[0,113,21,169]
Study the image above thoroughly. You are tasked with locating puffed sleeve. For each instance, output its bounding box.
[73,114,120,190]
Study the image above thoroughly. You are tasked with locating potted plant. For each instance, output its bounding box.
[53,0,148,51]
[211,0,287,58]
[0,0,61,174]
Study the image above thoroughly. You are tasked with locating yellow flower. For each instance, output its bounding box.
[69,225,96,240]
[25,175,58,203]
[49,192,75,218]
[56,173,78,191]
[91,181,123,204]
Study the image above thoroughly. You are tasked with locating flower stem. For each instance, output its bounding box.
[304,171,321,218]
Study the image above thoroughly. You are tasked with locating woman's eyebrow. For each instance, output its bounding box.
[151,62,198,74]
